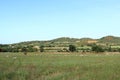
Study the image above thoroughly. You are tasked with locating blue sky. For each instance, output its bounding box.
[0,0,120,44]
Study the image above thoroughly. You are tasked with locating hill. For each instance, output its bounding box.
[1,35,120,52]
[99,36,120,45]
[12,37,95,47]
[4,35,120,46]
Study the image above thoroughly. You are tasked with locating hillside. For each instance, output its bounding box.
[1,35,120,52]
[99,36,120,45]
[12,37,95,47]
[5,35,120,46]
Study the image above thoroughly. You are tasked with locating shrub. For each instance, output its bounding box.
[69,45,76,52]
[40,45,44,52]
[22,47,27,55]
[91,44,104,53]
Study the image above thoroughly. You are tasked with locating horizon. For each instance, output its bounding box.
[0,35,118,44]
[1,0,120,44]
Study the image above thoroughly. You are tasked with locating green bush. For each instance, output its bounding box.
[69,45,76,52]
[91,44,104,53]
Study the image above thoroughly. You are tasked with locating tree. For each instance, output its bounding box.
[91,44,104,53]
[40,45,44,52]
[22,47,27,55]
[0,48,2,52]
[69,45,76,52]
[118,48,120,52]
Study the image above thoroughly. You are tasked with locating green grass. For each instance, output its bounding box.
[0,52,120,80]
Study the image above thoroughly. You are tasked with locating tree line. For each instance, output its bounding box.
[0,44,120,53]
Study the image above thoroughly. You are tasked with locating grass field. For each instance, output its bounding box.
[0,52,120,80]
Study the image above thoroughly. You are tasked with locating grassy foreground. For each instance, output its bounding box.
[0,52,120,80]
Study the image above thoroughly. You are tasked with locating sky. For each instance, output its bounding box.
[0,0,120,44]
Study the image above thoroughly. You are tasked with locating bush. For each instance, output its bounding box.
[22,47,28,55]
[69,45,76,52]
[40,45,44,52]
[0,48,2,52]
[91,44,104,53]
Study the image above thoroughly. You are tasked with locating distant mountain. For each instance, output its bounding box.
[4,35,120,46]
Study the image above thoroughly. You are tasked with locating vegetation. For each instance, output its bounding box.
[69,45,76,52]
[99,36,120,44]
[91,44,105,53]
[40,45,44,52]
[22,47,28,55]
[0,53,120,80]
[1,36,120,80]
[1,35,120,53]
